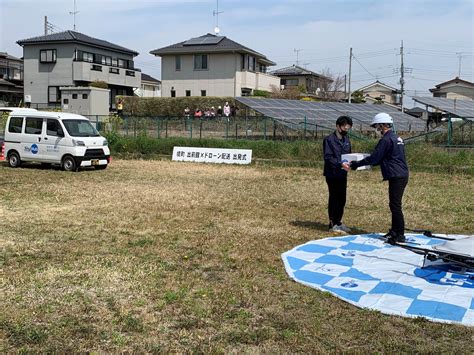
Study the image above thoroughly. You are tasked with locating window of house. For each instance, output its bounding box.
[104,56,112,66]
[285,79,299,86]
[40,49,57,63]
[112,58,118,67]
[185,90,191,97]
[25,117,43,135]
[127,60,134,69]
[109,68,119,74]
[171,90,176,97]
[48,86,60,103]
[72,94,78,99]
[82,51,94,62]
[82,94,88,99]
[194,55,208,70]
[63,98,69,104]
[46,119,63,136]
[118,59,126,68]
[380,94,386,99]
[91,64,102,71]
[175,56,181,71]
[8,117,23,133]
[201,90,206,97]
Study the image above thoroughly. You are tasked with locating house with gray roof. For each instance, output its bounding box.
[150,33,279,97]
[17,30,140,109]
[135,73,161,97]
[0,52,23,106]
[269,65,332,96]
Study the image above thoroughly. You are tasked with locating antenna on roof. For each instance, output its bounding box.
[69,0,79,31]
[213,0,223,35]
[294,48,303,66]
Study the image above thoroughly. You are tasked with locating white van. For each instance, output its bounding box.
[4,110,110,171]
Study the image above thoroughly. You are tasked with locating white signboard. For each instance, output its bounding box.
[342,153,371,170]
[172,147,252,165]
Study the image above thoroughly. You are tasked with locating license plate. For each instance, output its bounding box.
[91,159,99,166]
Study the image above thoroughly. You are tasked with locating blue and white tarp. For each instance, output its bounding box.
[282,233,474,326]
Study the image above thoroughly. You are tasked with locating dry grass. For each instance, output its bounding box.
[1,160,473,352]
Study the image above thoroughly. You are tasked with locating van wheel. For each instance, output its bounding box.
[94,164,107,170]
[8,151,21,168]
[62,156,77,172]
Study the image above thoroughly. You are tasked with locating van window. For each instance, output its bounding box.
[25,117,43,135]
[47,119,64,136]
[62,119,100,137]
[8,117,23,133]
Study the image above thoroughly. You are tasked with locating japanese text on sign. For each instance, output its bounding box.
[172,147,252,165]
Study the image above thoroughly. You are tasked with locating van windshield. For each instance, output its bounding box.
[62,119,100,137]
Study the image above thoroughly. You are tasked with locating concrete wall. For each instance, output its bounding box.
[60,86,110,116]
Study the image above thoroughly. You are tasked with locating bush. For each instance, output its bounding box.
[122,97,240,117]
[89,80,108,89]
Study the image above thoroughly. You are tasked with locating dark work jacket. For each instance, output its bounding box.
[357,130,409,180]
[323,132,352,179]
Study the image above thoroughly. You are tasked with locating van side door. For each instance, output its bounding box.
[41,118,65,163]
[22,116,45,161]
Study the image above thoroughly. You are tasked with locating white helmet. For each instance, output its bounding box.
[371,112,393,127]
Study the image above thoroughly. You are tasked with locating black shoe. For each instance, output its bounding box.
[386,234,406,245]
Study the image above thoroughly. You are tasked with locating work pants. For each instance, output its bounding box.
[388,177,409,236]
[325,177,347,227]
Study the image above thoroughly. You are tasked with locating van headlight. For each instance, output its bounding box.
[103,139,108,146]
[72,139,85,146]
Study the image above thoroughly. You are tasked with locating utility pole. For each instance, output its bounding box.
[69,0,79,31]
[400,40,405,113]
[44,16,48,35]
[348,47,352,103]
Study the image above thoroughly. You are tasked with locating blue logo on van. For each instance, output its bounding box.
[31,144,38,154]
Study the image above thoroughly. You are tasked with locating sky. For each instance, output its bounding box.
[1,0,473,107]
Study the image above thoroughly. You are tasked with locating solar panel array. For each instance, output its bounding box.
[236,97,426,132]
[183,36,224,46]
[412,96,474,119]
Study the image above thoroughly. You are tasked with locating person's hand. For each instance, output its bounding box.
[342,162,350,171]
[350,161,359,170]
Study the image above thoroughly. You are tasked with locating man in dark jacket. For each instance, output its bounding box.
[350,113,409,244]
[323,116,353,234]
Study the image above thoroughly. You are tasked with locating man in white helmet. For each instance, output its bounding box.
[350,112,409,244]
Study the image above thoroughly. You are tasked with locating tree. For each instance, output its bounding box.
[318,68,345,101]
[351,90,366,103]
[269,84,302,100]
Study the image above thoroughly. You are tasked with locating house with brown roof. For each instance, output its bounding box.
[429,77,474,100]
[150,33,279,97]
[356,80,400,105]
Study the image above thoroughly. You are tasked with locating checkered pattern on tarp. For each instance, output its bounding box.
[282,233,474,326]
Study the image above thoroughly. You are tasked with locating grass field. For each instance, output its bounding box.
[1,159,473,352]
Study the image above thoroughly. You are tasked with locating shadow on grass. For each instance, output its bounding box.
[290,220,370,235]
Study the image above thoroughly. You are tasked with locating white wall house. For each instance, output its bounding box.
[150,33,280,98]
[134,73,161,97]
